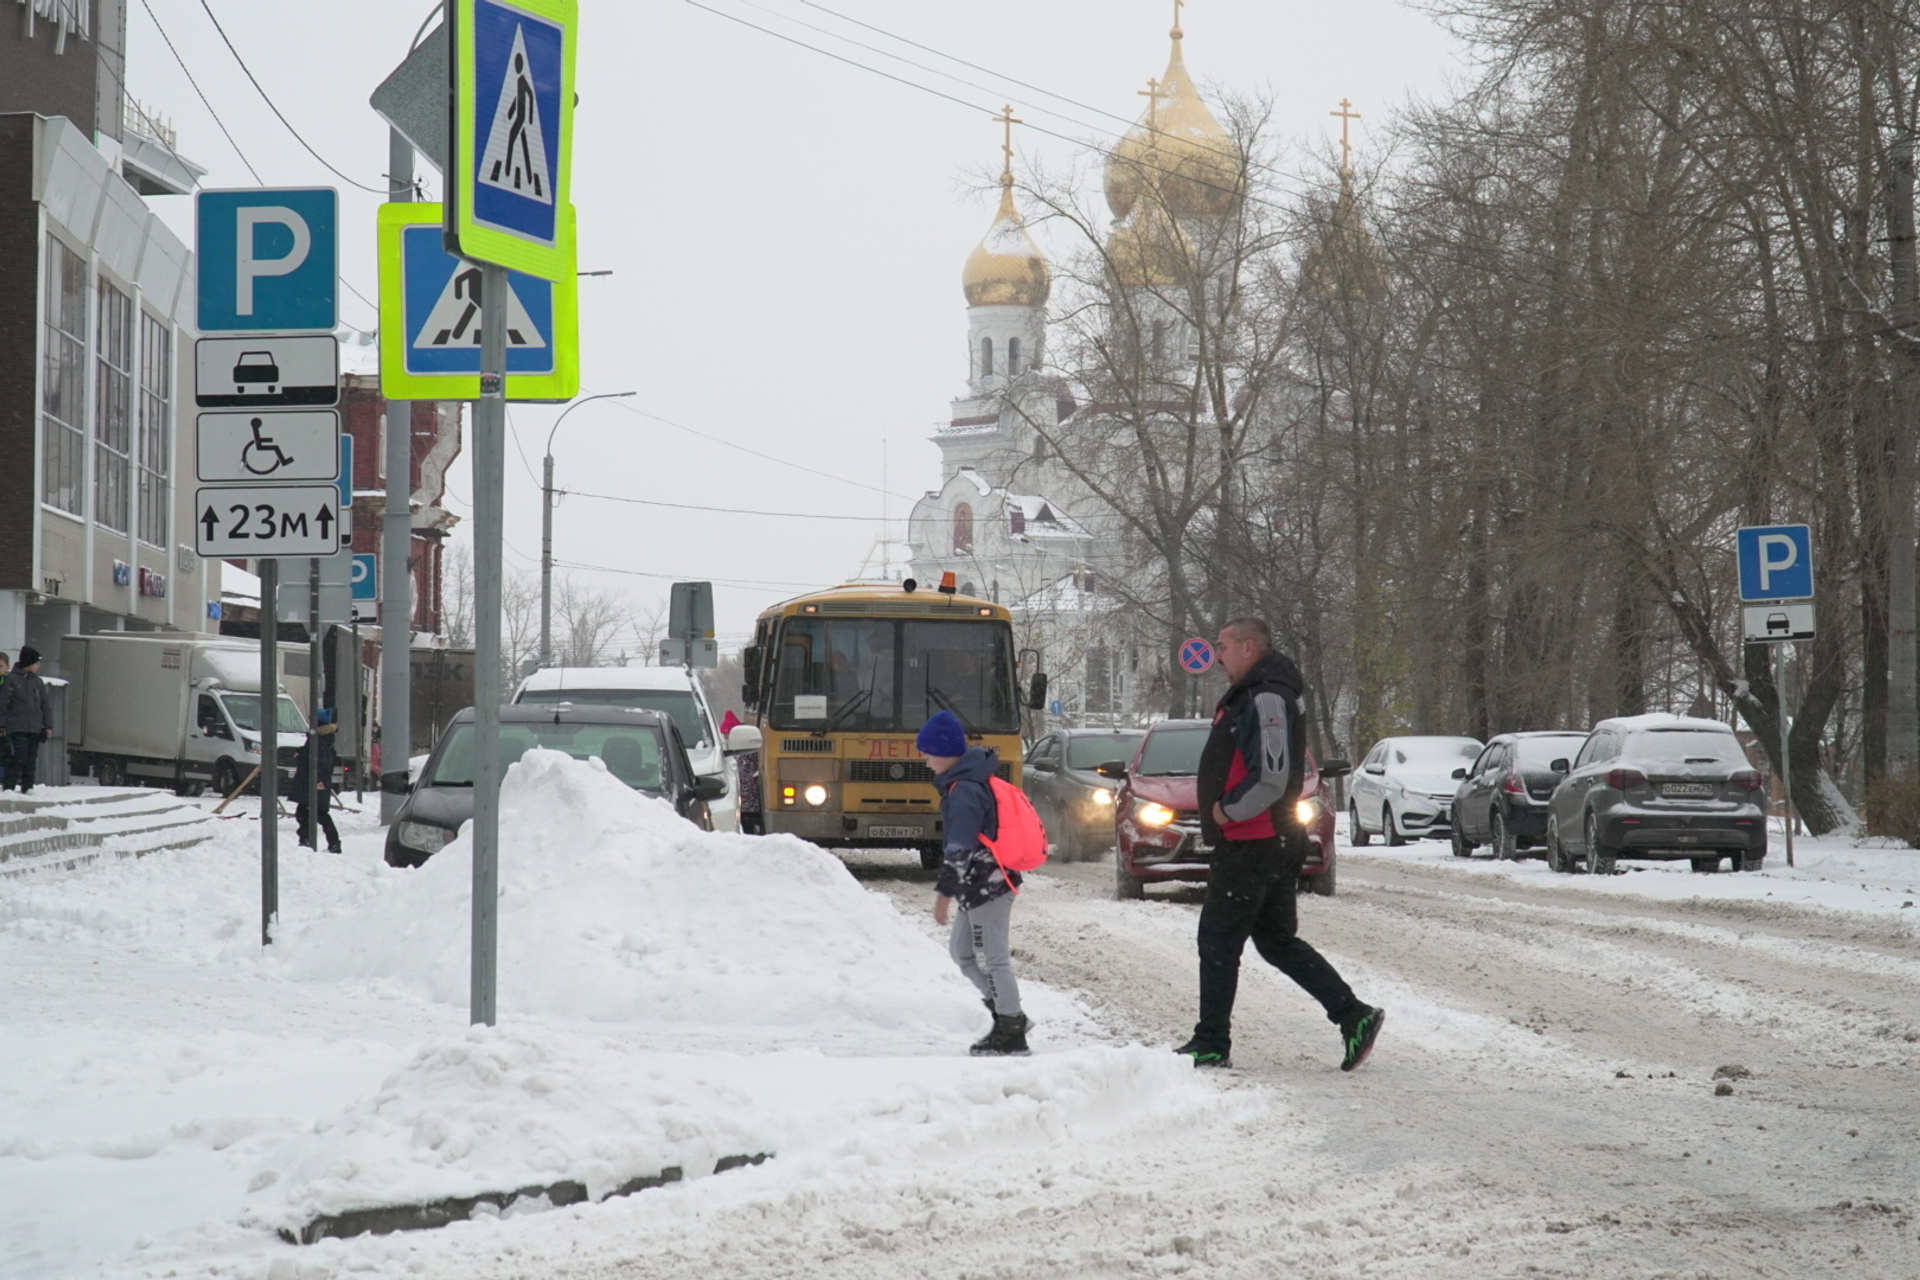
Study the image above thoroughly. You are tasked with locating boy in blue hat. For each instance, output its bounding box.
[918,709,1028,1055]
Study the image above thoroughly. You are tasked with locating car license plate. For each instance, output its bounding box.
[1662,782,1714,798]
[869,825,925,839]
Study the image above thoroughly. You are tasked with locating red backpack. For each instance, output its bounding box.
[980,775,1049,890]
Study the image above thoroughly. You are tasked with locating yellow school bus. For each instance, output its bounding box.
[743,579,1042,868]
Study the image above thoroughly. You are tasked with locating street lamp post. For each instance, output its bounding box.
[541,391,636,669]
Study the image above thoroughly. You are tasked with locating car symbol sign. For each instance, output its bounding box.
[194,336,339,409]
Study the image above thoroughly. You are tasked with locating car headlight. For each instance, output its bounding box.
[803,784,828,807]
[396,820,453,853]
[1295,799,1319,827]
[1090,788,1115,806]
[1135,801,1176,827]
[243,742,261,754]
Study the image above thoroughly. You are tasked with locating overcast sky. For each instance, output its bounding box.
[129,0,1468,647]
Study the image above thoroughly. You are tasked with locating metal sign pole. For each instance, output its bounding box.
[469,262,508,1027]
[1777,640,1795,868]
[380,127,415,822]
[259,557,279,945]
[352,613,363,805]
[308,559,322,848]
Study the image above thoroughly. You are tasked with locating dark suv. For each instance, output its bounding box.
[1449,731,1589,860]
[1022,728,1144,860]
[385,704,724,867]
[1543,714,1767,875]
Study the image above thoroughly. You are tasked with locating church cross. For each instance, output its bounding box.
[1137,77,1166,129]
[1331,98,1361,173]
[1171,0,1185,37]
[993,103,1022,178]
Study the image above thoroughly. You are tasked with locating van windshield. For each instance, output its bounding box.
[221,693,306,734]
[518,688,708,747]
[429,722,670,792]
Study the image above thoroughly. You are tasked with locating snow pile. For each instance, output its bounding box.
[243,1027,765,1235]
[282,749,982,1046]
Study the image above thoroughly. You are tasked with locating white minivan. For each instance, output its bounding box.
[512,666,739,832]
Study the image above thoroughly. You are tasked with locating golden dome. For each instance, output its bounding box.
[963,173,1051,308]
[1104,20,1242,222]
[1301,172,1387,302]
[1106,203,1190,289]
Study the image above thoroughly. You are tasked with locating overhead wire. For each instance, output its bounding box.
[195,0,390,193]
[136,0,262,182]
[553,559,822,591]
[601,399,913,500]
[560,488,897,522]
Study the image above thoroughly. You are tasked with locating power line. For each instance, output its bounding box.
[601,398,912,499]
[136,0,262,183]
[561,488,897,522]
[196,0,388,193]
[553,558,822,591]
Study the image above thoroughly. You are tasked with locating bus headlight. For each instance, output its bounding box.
[1296,799,1320,827]
[803,784,829,807]
[1135,801,1176,827]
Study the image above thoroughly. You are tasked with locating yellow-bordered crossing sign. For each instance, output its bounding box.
[447,0,577,281]
[380,203,579,402]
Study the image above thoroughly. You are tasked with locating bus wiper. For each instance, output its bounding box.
[927,686,975,736]
[813,687,872,738]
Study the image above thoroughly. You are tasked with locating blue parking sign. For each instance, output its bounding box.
[1736,524,1814,602]
[197,189,338,333]
[351,554,379,602]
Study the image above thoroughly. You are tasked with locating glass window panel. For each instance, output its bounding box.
[41,235,87,515]
[94,278,133,533]
[138,311,171,546]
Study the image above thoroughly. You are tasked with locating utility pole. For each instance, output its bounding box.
[380,128,415,820]
[1887,134,1919,773]
[308,559,322,848]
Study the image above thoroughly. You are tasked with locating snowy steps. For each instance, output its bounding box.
[0,788,218,878]
[283,1153,771,1245]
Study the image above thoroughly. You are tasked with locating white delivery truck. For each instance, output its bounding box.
[63,633,308,797]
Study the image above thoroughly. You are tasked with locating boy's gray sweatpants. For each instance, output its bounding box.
[950,892,1022,1016]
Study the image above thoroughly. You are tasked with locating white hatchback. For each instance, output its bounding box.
[1349,735,1484,846]
[513,666,739,832]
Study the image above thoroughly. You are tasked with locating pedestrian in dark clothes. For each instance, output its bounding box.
[1176,618,1385,1071]
[0,652,13,775]
[919,709,1029,1056]
[291,709,342,853]
[0,646,54,793]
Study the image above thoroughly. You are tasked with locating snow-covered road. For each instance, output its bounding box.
[6,769,1918,1279]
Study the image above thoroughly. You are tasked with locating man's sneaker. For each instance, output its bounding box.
[1339,1005,1385,1072]
[971,1012,1030,1056]
[1173,1038,1232,1069]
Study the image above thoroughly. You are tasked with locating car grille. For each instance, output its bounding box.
[849,759,935,784]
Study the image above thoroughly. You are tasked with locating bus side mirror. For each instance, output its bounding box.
[1028,672,1049,710]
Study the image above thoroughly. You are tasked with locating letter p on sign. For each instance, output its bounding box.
[196,188,338,334]
[1737,524,1814,602]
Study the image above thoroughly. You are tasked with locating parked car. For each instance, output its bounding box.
[1449,731,1590,860]
[1022,728,1145,860]
[1106,719,1347,900]
[1543,714,1768,875]
[385,704,726,868]
[513,665,738,832]
[1348,736,1484,845]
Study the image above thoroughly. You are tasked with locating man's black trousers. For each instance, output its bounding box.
[5,733,41,791]
[1194,835,1359,1052]
[297,793,340,851]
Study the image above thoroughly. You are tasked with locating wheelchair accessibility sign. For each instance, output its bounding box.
[195,410,340,483]
[378,202,578,402]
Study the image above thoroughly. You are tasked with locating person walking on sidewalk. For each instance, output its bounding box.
[919,709,1029,1056]
[0,647,54,794]
[1176,618,1385,1071]
[290,709,342,853]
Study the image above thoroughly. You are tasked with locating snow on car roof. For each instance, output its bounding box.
[1594,712,1733,734]
[515,666,701,696]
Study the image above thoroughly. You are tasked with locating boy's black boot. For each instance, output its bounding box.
[970,1012,1030,1056]
[1173,1037,1232,1069]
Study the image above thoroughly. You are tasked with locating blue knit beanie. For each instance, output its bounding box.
[915,710,967,757]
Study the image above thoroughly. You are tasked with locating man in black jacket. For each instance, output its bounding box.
[0,646,55,793]
[1176,618,1384,1071]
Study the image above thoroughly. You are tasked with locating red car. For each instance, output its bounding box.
[1102,719,1348,899]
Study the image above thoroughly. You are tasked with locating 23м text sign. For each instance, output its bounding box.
[194,486,344,557]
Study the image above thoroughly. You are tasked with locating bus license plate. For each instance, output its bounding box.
[869,825,926,839]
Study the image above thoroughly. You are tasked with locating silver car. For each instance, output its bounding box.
[1543,714,1767,875]
[1348,736,1484,846]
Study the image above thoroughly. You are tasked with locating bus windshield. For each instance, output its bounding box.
[771,616,1017,734]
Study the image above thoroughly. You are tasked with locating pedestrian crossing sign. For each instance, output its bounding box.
[448,0,576,281]
[378,202,579,402]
